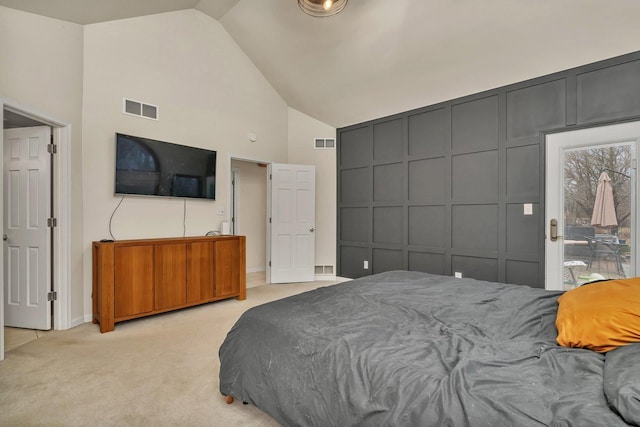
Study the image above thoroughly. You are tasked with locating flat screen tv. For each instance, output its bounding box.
[115,133,216,200]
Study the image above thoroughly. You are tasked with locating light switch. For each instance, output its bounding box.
[524,203,533,215]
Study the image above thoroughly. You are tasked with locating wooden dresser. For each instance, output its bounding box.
[92,235,246,333]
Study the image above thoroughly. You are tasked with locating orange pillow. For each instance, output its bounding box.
[556,278,640,352]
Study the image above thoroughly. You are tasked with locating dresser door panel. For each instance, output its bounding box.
[187,241,214,303]
[114,245,154,318]
[154,243,187,310]
[214,240,240,297]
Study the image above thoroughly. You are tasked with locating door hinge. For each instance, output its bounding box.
[269,217,272,223]
[47,291,57,301]
[269,173,272,180]
[269,261,271,267]
[47,217,57,228]
[47,143,57,154]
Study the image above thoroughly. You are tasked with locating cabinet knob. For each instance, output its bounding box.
[2,234,7,241]
[309,228,315,233]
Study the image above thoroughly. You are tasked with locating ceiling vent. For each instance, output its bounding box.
[314,137,335,149]
[123,98,159,120]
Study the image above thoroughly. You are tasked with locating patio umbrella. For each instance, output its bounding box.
[591,171,618,227]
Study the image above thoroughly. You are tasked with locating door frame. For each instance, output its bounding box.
[231,167,239,235]
[1,99,72,360]
[544,120,640,290]
[228,154,272,277]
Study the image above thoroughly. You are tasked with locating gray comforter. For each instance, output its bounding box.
[219,271,630,426]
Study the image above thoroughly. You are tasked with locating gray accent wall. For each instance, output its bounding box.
[337,51,640,288]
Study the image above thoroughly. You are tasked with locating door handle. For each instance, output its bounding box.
[309,228,315,233]
[2,234,6,241]
[550,219,563,242]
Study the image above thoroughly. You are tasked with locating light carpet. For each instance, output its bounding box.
[0,280,342,426]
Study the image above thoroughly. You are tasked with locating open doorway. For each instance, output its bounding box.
[1,104,72,361]
[230,158,268,288]
[3,111,52,354]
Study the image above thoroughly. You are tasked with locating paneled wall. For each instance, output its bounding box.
[337,51,640,287]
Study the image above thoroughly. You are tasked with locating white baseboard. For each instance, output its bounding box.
[70,315,91,329]
[314,275,335,281]
[313,275,352,282]
[246,267,266,274]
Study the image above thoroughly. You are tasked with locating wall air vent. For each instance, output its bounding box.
[314,265,335,275]
[314,137,336,149]
[123,98,159,120]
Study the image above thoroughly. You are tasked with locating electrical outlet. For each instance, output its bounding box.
[217,208,224,215]
[455,272,463,278]
[363,260,369,269]
[523,203,533,215]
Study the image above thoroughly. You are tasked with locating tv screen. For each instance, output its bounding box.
[115,133,216,200]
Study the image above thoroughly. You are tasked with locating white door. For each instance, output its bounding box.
[267,163,315,283]
[3,126,52,329]
[545,121,640,291]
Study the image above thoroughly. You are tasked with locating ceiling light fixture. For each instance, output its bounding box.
[298,0,348,17]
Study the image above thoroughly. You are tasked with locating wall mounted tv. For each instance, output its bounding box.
[115,133,216,200]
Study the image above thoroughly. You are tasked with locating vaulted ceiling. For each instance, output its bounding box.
[2,0,640,128]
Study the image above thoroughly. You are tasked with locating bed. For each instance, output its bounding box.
[219,271,640,426]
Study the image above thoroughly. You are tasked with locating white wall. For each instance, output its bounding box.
[287,107,337,272]
[0,6,86,324]
[1,7,340,330]
[82,10,289,316]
